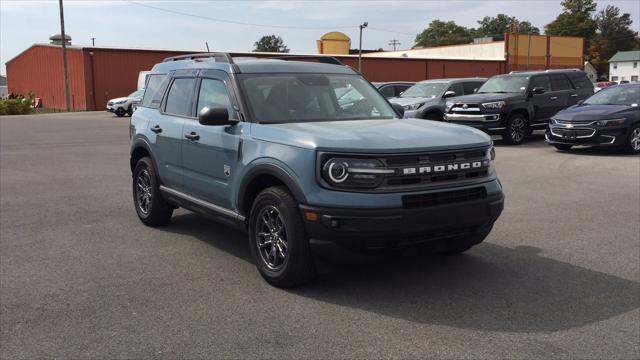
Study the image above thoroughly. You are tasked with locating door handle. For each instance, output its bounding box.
[570,94,578,97]
[550,96,558,100]
[184,132,200,141]
[150,125,162,134]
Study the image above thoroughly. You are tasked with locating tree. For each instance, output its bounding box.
[588,5,639,75]
[253,35,289,53]
[477,14,540,36]
[545,0,598,48]
[414,20,473,48]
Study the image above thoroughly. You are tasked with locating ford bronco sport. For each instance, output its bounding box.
[444,69,593,145]
[129,53,504,287]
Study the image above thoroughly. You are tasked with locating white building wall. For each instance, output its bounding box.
[364,42,505,61]
[609,61,640,82]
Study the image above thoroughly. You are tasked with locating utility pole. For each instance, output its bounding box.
[58,0,71,111]
[205,42,210,52]
[358,22,368,72]
[388,39,400,51]
[91,37,95,46]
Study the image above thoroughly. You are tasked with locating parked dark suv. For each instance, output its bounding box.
[444,70,594,144]
[129,53,504,287]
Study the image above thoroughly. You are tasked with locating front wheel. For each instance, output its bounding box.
[554,144,573,151]
[504,114,529,145]
[115,108,126,117]
[127,105,133,117]
[625,125,640,154]
[132,157,173,226]
[248,187,315,288]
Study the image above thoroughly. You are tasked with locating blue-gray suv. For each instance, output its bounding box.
[129,53,504,287]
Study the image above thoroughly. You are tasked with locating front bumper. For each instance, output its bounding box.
[545,124,629,147]
[444,113,504,134]
[300,189,504,254]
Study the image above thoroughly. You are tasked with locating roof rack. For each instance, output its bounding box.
[509,68,582,74]
[267,55,344,66]
[163,52,234,63]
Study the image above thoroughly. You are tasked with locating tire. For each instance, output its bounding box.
[625,124,640,154]
[127,105,133,117]
[423,112,443,121]
[248,186,315,288]
[503,113,529,145]
[115,108,126,117]
[132,157,173,226]
[444,224,493,254]
[554,144,573,151]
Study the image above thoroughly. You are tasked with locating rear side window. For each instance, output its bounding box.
[550,74,572,91]
[164,78,196,117]
[141,74,170,109]
[463,81,483,95]
[530,76,551,91]
[568,74,593,89]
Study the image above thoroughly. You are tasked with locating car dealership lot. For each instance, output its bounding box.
[1,112,638,358]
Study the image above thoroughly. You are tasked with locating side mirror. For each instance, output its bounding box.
[391,103,405,118]
[198,106,238,126]
[531,87,545,95]
[399,91,405,96]
[473,88,479,93]
[443,91,457,98]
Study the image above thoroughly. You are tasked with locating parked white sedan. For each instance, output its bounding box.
[106,89,144,117]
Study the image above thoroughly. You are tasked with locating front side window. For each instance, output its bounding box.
[395,84,412,96]
[446,83,464,96]
[477,75,528,93]
[240,74,396,124]
[530,76,551,92]
[584,86,640,106]
[164,78,196,117]
[196,79,236,119]
[462,81,484,95]
[401,82,447,98]
[378,85,395,98]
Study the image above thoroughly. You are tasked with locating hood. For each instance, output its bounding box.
[554,104,635,121]
[108,96,131,103]
[450,92,524,103]
[250,119,491,153]
[389,96,439,107]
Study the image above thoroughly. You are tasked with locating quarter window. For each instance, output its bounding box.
[196,79,236,119]
[164,78,196,117]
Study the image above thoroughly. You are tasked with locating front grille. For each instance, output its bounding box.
[550,127,595,138]
[402,187,487,209]
[377,147,491,191]
[554,119,595,125]
[450,103,482,115]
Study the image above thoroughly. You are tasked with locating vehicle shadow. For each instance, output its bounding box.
[493,132,548,148]
[165,212,640,333]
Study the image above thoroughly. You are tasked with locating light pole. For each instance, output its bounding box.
[358,22,368,72]
[91,37,95,46]
[58,0,71,111]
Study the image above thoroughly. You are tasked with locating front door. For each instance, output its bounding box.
[529,75,555,124]
[181,73,242,209]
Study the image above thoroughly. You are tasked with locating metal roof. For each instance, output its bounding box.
[609,51,640,63]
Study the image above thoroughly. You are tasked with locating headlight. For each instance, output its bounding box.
[115,100,127,104]
[445,101,454,112]
[487,146,496,174]
[482,101,506,110]
[549,118,558,124]
[321,157,391,189]
[596,118,626,126]
[403,103,424,110]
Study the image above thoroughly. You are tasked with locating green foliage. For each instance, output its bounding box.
[0,91,35,115]
[588,5,639,75]
[545,0,598,48]
[477,14,540,36]
[414,20,473,48]
[253,35,290,53]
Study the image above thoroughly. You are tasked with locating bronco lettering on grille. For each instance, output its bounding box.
[402,161,488,175]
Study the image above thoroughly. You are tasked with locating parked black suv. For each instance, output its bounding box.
[444,70,594,144]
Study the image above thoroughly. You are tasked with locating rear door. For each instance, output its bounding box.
[529,75,554,123]
[549,74,574,116]
[181,71,243,208]
[568,73,595,101]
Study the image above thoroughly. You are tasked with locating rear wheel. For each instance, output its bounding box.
[554,144,573,151]
[132,157,173,226]
[625,125,640,154]
[504,113,528,145]
[248,186,315,288]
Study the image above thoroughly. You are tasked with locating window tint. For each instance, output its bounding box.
[463,81,483,95]
[378,85,395,98]
[568,74,593,89]
[141,74,170,109]
[196,79,236,119]
[164,78,196,116]
[550,74,572,91]
[446,83,464,96]
[530,76,551,91]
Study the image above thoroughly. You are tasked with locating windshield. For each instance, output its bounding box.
[239,74,397,123]
[584,85,640,106]
[128,89,144,98]
[477,76,528,94]
[401,82,446,98]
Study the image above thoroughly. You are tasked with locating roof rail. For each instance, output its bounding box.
[268,55,344,66]
[545,68,581,72]
[163,52,234,63]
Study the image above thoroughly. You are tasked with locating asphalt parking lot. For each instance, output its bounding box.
[1,111,638,359]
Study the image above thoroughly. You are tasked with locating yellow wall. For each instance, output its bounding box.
[507,33,583,70]
[317,32,351,55]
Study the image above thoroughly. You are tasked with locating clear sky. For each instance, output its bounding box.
[1,0,639,75]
